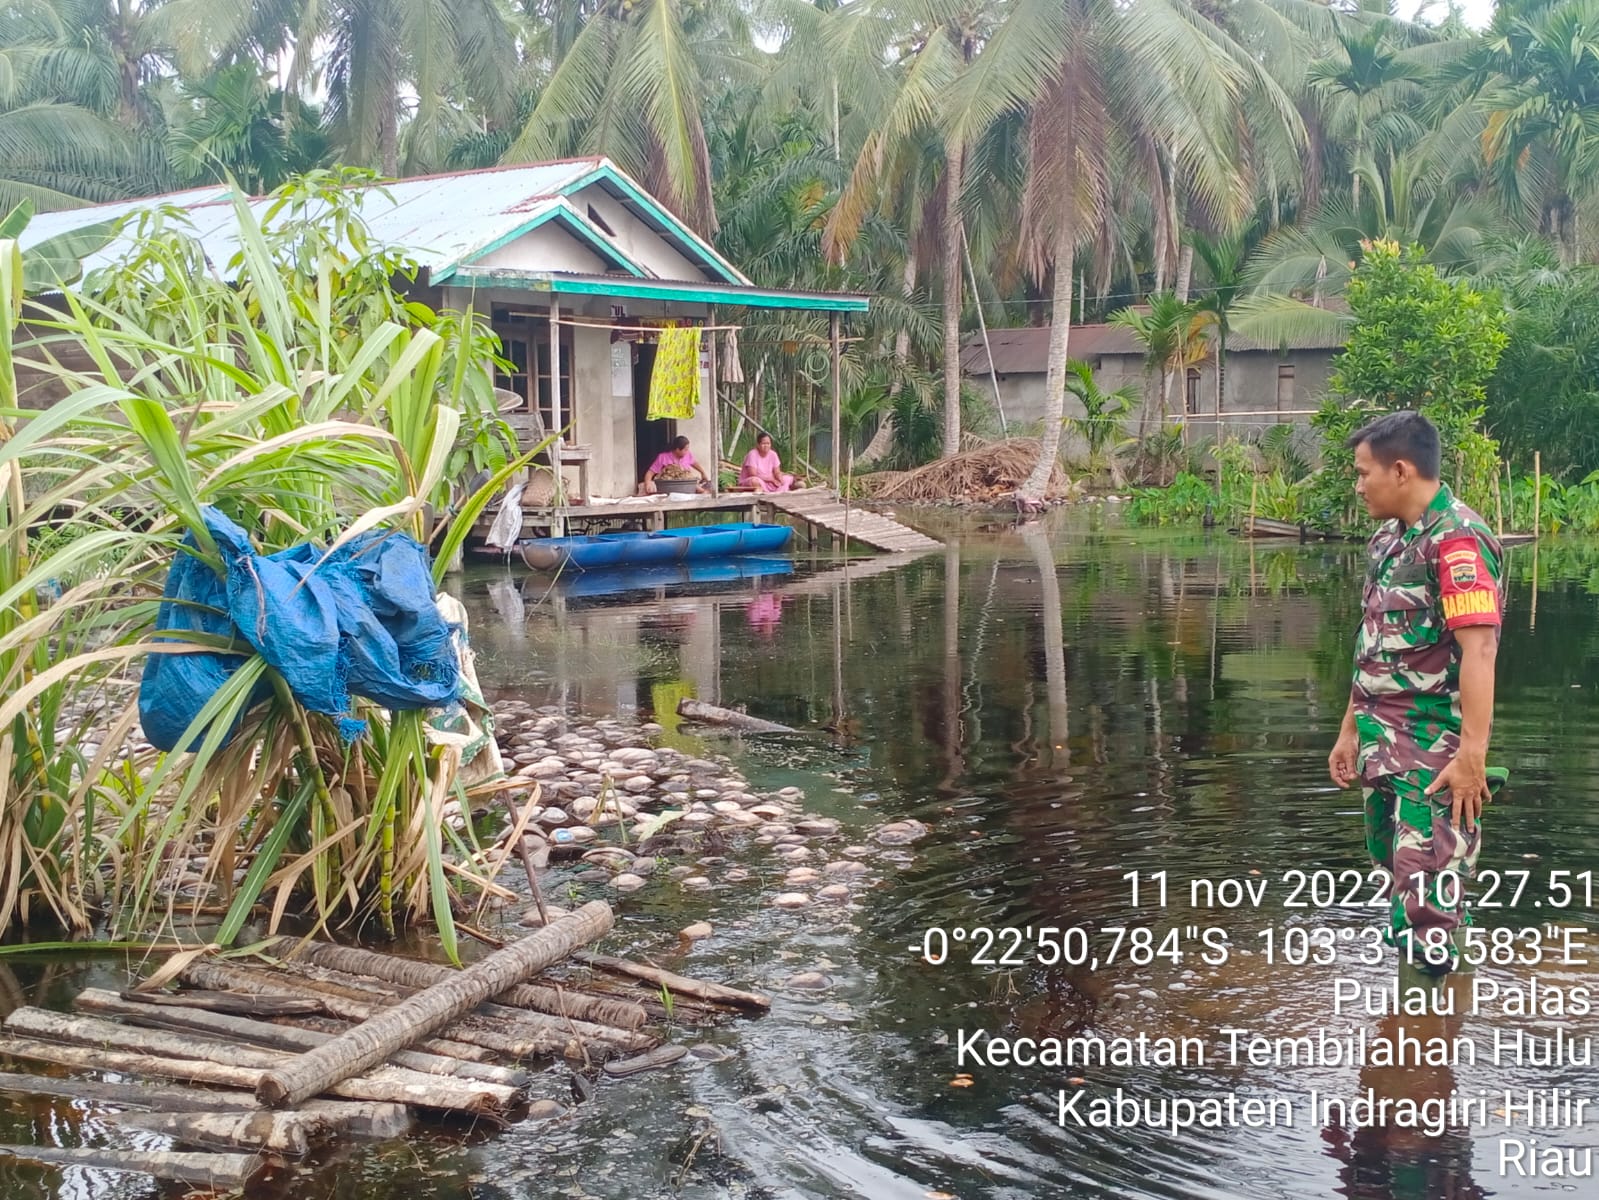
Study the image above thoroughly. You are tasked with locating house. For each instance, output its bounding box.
[960,322,1345,446]
[15,159,868,531]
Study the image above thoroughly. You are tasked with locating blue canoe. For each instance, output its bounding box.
[520,522,794,572]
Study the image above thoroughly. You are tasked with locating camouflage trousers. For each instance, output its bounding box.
[1363,769,1481,972]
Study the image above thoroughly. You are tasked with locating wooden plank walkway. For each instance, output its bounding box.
[763,491,941,554]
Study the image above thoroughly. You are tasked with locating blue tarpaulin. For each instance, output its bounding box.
[139,507,460,752]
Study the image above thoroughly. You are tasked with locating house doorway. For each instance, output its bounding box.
[633,342,674,480]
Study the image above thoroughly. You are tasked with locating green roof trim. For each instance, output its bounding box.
[436,203,646,282]
[448,268,869,313]
[559,164,747,286]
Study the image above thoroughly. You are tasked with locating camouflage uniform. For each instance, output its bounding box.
[1351,484,1503,971]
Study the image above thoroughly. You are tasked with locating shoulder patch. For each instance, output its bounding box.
[1437,535,1499,628]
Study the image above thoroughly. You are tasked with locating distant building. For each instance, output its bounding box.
[959,323,1345,447]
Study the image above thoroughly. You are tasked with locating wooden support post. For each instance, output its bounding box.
[256,902,614,1109]
[707,307,720,494]
[1534,450,1542,534]
[830,312,842,491]
[550,295,565,510]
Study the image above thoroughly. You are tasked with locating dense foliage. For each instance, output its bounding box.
[4,0,1599,494]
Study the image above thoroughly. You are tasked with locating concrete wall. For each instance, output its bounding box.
[971,347,1336,461]
[471,223,610,274]
[574,186,707,281]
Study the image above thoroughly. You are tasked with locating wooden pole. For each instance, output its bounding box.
[1493,465,1504,536]
[829,311,842,491]
[0,1071,410,1138]
[279,939,649,1032]
[104,1110,332,1157]
[0,1144,261,1190]
[1505,457,1516,531]
[3,1008,514,1113]
[1534,450,1542,534]
[706,307,720,494]
[256,902,613,1109]
[179,960,600,1061]
[74,989,529,1090]
[550,295,565,512]
[675,698,793,734]
[574,952,771,1010]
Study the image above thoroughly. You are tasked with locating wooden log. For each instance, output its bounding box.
[601,1044,687,1078]
[272,951,653,1050]
[104,1109,331,1157]
[0,1144,261,1189]
[74,989,530,1091]
[282,938,650,1031]
[256,901,614,1109]
[119,989,322,1017]
[574,953,771,1011]
[675,698,794,734]
[180,961,594,1061]
[0,1015,510,1116]
[0,1070,410,1138]
[285,1014,495,1066]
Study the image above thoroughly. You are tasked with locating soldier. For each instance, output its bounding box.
[1327,411,1504,975]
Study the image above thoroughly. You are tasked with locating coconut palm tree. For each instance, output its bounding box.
[944,0,1302,506]
[822,0,999,461]
[148,0,519,178]
[505,0,756,233]
[0,0,169,208]
[1438,0,1599,264]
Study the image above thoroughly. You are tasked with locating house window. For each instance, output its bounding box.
[1185,368,1202,415]
[1276,364,1295,413]
[493,309,575,436]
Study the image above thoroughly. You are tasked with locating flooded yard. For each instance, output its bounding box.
[4,510,1598,1199]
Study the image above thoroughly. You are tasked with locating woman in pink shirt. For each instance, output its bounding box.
[738,433,797,493]
[638,436,709,494]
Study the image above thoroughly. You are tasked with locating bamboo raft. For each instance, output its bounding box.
[0,901,770,1191]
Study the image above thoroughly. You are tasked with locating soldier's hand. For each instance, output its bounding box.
[1329,731,1359,788]
[1425,751,1488,833]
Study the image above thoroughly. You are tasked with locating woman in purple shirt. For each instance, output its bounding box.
[637,435,709,494]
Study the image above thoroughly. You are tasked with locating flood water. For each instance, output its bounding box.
[5,511,1599,1199]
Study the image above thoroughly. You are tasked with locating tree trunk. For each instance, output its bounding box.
[179,959,618,1062]
[941,139,966,459]
[675,698,794,733]
[0,1070,410,1138]
[1019,238,1075,503]
[1023,526,1068,770]
[105,1110,332,1157]
[0,1031,495,1115]
[380,99,399,177]
[857,255,918,468]
[0,1144,261,1190]
[256,902,613,1109]
[280,939,648,1031]
[74,989,529,1090]
[1174,243,1194,304]
[574,952,771,1010]
[2,1008,514,1113]
[0,1075,409,1139]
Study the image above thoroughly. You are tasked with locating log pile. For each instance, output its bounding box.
[0,901,770,1190]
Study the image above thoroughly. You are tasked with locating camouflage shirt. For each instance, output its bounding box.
[1352,484,1503,782]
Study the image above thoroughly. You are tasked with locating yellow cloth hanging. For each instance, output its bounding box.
[648,325,702,420]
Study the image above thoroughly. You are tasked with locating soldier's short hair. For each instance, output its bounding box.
[1346,410,1441,479]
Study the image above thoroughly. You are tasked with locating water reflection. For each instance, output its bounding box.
[452,515,1599,1200]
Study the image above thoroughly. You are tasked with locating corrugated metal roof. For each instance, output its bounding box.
[16,159,748,286]
[960,321,1344,374]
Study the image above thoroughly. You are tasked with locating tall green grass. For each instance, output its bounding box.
[1,170,528,954]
